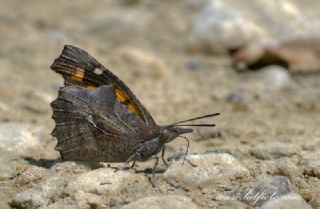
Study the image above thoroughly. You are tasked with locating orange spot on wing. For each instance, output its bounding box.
[114,88,128,103]
[114,86,140,116]
[86,85,96,90]
[71,68,84,82]
[127,103,139,115]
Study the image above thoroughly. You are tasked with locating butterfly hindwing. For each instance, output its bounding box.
[51,45,159,140]
[51,85,155,161]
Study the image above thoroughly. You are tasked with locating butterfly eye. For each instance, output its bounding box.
[160,129,169,137]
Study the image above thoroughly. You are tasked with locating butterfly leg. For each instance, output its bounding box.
[152,155,159,176]
[130,161,136,168]
[161,146,169,166]
[149,155,159,187]
[115,152,141,172]
[116,140,155,172]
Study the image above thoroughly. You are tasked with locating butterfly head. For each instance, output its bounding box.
[160,126,193,143]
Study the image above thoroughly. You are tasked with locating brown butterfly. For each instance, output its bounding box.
[50,45,219,171]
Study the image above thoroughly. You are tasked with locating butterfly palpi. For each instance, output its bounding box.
[50,45,220,172]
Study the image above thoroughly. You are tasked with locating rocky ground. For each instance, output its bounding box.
[0,0,320,208]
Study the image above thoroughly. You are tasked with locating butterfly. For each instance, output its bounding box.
[50,45,219,170]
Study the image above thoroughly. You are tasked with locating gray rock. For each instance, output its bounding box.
[120,195,198,209]
[0,123,44,156]
[163,153,249,187]
[251,142,300,160]
[261,192,312,209]
[233,175,293,207]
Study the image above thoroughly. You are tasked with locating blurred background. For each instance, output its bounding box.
[1,0,320,208]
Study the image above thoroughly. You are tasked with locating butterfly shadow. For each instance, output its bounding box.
[24,157,61,169]
[135,167,167,175]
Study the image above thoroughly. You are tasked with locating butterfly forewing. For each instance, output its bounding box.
[50,45,160,140]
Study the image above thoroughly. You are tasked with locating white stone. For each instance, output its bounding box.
[66,168,147,195]
[254,66,293,90]
[186,0,320,54]
[163,153,249,186]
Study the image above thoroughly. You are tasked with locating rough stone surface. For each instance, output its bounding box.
[0,157,17,181]
[11,163,149,209]
[11,172,72,209]
[276,158,300,179]
[65,168,148,196]
[163,153,249,187]
[120,195,199,209]
[14,166,48,187]
[10,162,86,209]
[233,175,293,207]
[261,192,312,209]
[300,151,320,178]
[251,143,300,160]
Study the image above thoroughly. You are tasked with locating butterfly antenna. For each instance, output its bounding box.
[173,124,216,127]
[170,113,220,126]
[178,135,190,166]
